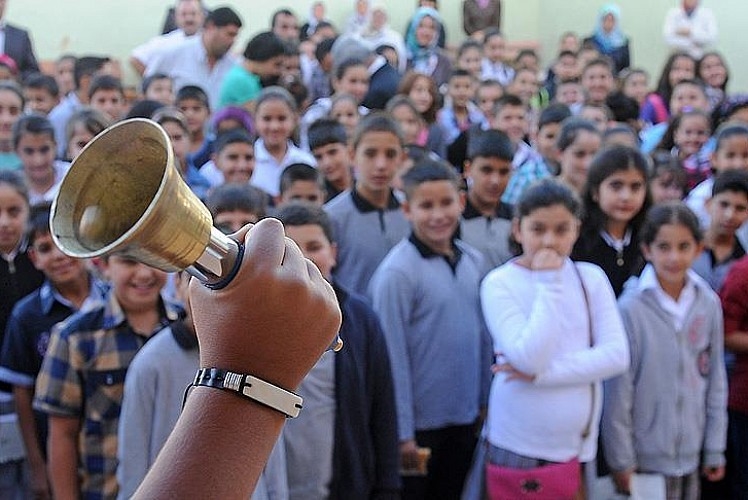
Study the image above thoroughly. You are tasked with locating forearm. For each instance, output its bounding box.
[725,332,748,353]
[134,386,285,499]
[13,386,45,467]
[48,418,81,500]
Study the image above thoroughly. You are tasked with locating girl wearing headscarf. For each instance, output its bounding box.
[583,4,631,73]
[405,7,452,88]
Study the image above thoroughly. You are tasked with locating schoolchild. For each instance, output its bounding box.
[0,204,106,500]
[277,163,326,207]
[478,178,628,500]
[210,129,256,187]
[397,71,449,158]
[87,74,126,122]
[649,153,687,204]
[455,39,482,81]
[572,144,651,297]
[691,170,748,291]
[686,123,748,228]
[640,52,696,126]
[603,202,727,499]
[0,82,25,170]
[387,96,429,150]
[204,183,268,235]
[654,109,712,192]
[502,103,572,205]
[277,202,400,500]
[437,69,485,146]
[580,58,615,106]
[308,118,353,202]
[460,129,514,269]
[64,108,110,162]
[480,28,514,86]
[175,85,211,155]
[324,112,410,295]
[490,94,538,170]
[329,93,362,142]
[555,117,602,195]
[13,115,70,205]
[0,171,43,498]
[141,73,174,106]
[369,161,492,500]
[251,86,315,197]
[34,253,179,499]
[22,73,60,116]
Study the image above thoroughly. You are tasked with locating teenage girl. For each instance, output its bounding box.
[0,82,24,170]
[386,95,426,147]
[0,170,44,500]
[602,202,727,499]
[251,86,315,197]
[572,145,651,297]
[556,117,602,195]
[698,51,729,109]
[455,39,482,80]
[640,52,696,125]
[397,71,447,158]
[655,110,712,191]
[13,115,70,206]
[64,108,110,161]
[476,179,628,499]
[619,68,649,108]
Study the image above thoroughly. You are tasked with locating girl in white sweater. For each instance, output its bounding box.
[479,179,629,498]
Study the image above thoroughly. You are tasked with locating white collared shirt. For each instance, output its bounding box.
[638,264,697,331]
[131,29,191,69]
[250,139,316,196]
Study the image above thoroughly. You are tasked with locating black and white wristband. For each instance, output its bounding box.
[191,367,303,418]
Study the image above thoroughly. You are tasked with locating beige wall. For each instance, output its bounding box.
[7,0,747,91]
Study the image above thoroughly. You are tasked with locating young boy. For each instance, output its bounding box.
[13,115,70,205]
[491,94,539,169]
[503,103,572,204]
[141,73,174,106]
[475,79,504,122]
[579,102,613,132]
[219,31,286,110]
[33,255,178,499]
[208,129,256,186]
[369,161,491,500]
[116,270,287,500]
[276,163,326,207]
[0,205,106,500]
[175,85,211,154]
[87,74,127,122]
[276,202,400,500]
[437,70,486,146]
[324,113,411,295]
[460,129,515,269]
[22,73,60,115]
[205,183,268,234]
[580,58,615,106]
[692,170,748,291]
[554,78,585,114]
[308,118,353,202]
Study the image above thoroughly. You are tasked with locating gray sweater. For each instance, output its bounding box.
[602,266,728,476]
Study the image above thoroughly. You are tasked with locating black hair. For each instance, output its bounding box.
[671,78,707,104]
[457,39,482,59]
[467,129,514,162]
[491,93,525,117]
[315,37,336,63]
[88,74,123,101]
[26,202,52,245]
[582,57,614,77]
[537,103,572,129]
[401,159,459,200]
[515,49,539,66]
[482,27,503,44]
[205,183,267,220]
[712,169,748,198]
[213,129,254,154]
[605,91,639,123]
[698,51,729,92]
[0,80,25,108]
[175,85,210,109]
[333,57,366,82]
[654,52,696,113]
[23,73,59,98]
[271,8,295,28]
[515,178,583,221]
[650,152,687,196]
[308,117,347,150]
[448,68,474,82]
[714,122,748,152]
[65,108,110,145]
[126,100,165,119]
[255,85,297,114]
[275,201,335,243]
[640,201,702,246]
[205,6,243,28]
[0,170,29,205]
[13,114,55,149]
[603,124,639,147]
[280,163,324,194]
[141,73,171,94]
[73,56,109,89]
[655,109,711,152]
[558,50,578,60]
[351,111,404,149]
[556,117,600,151]
[581,145,652,235]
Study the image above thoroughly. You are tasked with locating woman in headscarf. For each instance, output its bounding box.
[583,4,631,73]
[405,7,452,88]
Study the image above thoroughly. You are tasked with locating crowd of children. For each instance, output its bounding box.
[0,0,746,498]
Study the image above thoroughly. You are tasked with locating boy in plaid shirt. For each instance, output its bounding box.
[34,255,178,500]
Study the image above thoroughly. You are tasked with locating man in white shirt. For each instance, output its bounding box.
[130,0,205,75]
[662,0,718,59]
[145,6,242,110]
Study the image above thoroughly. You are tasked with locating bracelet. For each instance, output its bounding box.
[190,367,303,418]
